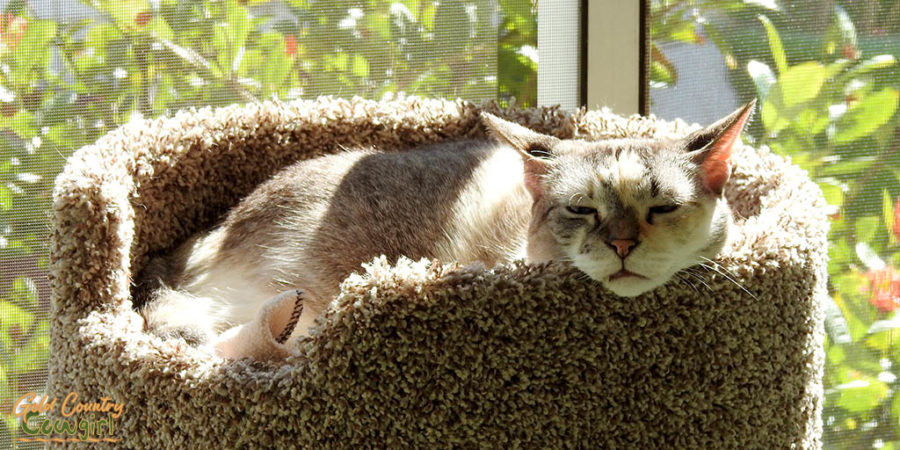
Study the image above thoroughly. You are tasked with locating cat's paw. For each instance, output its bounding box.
[213,289,306,360]
[273,289,305,344]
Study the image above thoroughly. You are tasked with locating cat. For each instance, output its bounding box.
[137,100,756,345]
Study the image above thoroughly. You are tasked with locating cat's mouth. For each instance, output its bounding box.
[608,269,648,281]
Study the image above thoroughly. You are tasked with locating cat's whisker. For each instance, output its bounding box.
[696,262,757,299]
[680,269,712,292]
[697,256,743,281]
[683,270,711,290]
[575,273,593,283]
[672,273,699,294]
[567,193,586,208]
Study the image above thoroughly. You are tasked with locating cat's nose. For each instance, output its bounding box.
[608,239,637,258]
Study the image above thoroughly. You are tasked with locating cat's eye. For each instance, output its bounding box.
[526,144,552,159]
[647,204,680,224]
[649,204,680,215]
[566,205,597,215]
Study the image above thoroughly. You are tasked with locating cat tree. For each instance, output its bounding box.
[47,97,827,447]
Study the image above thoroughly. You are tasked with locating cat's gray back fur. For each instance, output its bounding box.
[178,140,532,308]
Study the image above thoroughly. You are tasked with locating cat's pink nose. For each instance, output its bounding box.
[609,239,637,258]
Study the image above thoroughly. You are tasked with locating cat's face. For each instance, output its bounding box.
[483,102,754,297]
[531,138,734,296]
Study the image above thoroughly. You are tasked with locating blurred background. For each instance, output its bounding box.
[648,2,898,448]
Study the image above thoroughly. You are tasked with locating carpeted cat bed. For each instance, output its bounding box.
[47,97,827,448]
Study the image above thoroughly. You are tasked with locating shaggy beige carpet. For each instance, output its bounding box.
[46,97,827,448]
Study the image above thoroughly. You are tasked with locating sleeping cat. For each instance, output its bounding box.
[138,101,755,344]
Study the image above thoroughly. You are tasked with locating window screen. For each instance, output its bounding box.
[0,1,536,446]
[650,1,899,447]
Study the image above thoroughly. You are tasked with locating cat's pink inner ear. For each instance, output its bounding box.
[522,158,549,198]
[699,101,755,194]
[699,139,734,194]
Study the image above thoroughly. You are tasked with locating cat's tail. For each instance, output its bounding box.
[135,255,223,345]
[139,286,224,345]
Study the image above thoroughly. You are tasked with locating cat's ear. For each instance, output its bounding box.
[481,112,559,198]
[481,113,560,158]
[684,99,756,195]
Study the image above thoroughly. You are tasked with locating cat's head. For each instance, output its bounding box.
[482,101,755,297]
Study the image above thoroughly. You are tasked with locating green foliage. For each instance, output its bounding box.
[649,0,782,87]
[497,0,537,106]
[0,0,536,443]
[756,21,899,446]
[654,1,899,447]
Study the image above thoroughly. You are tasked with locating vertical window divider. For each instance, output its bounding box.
[582,0,644,115]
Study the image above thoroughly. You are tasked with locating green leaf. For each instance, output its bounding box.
[747,59,775,102]
[847,55,897,78]
[796,107,829,135]
[0,186,11,211]
[667,21,698,44]
[824,295,852,344]
[833,88,899,144]
[434,0,469,54]
[885,189,896,246]
[650,61,674,86]
[758,15,786,75]
[828,236,852,274]
[818,178,845,207]
[892,389,900,425]
[11,19,56,84]
[818,156,877,177]
[650,43,677,86]
[835,377,888,413]
[761,62,827,134]
[779,63,827,106]
[225,0,252,74]
[864,326,895,351]
[867,314,900,334]
[146,16,175,41]
[833,4,858,49]
[0,300,33,336]
[10,277,37,308]
[352,54,369,79]
[855,223,882,254]
[325,53,349,72]
[98,0,150,31]
[825,339,846,365]
[256,34,291,97]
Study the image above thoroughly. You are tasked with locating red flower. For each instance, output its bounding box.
[135,11,152,27]
[841,43,859,60]
[8,323,21,345]
[285,35,297,57]
[894,198,900,242]
[864,267,900,312]
[1,14,27,51]
[693,30,706,45]
[1,102,16,117]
